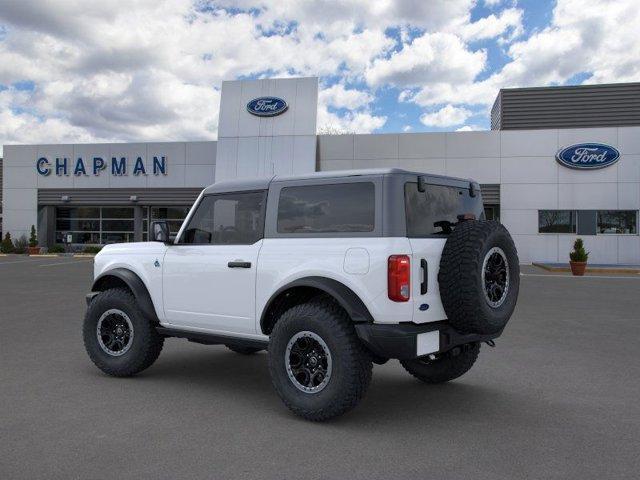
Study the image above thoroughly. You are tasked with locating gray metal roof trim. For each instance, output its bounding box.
[201,169,475,193]
[202,176,274,194]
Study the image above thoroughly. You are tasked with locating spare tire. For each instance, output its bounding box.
[438,220,519,334]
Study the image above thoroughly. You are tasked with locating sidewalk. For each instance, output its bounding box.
[532,262,640,275]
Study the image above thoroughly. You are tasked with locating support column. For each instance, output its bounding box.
[134,206,144,242]
[37,206,56,247]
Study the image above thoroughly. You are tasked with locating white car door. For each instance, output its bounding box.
[162,191,266,335]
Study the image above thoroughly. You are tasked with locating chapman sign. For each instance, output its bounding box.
[556,143,620,170]
[246,97,288,117]
[36,156,168,176]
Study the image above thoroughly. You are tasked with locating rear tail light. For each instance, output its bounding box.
[388,255,410,302]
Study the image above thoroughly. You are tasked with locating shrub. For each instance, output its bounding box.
[1,232,14,253]
[13,235,28,254]
[569,238,589,262]
[29,225,38,247]
[48,244,66,254]
[82,246,103,254]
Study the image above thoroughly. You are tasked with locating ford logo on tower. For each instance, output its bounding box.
[556,143,620,170]
[247,96,288,117]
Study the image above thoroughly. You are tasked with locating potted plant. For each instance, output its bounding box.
[569,238,589,276]
[1,232,15,253]
[13,235,28,254]
[28,225,41,255]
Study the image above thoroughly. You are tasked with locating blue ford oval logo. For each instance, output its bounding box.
[246,97,288,117]
[556,143,620,170]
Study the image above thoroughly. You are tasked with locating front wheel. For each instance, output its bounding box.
[268,299,372,421]
[400,343,480,384]
[83,288,164,377]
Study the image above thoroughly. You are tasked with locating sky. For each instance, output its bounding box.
[0,0,639,155]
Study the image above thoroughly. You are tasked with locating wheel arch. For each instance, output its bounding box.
[92,268,159,322]
[259,276,374,335]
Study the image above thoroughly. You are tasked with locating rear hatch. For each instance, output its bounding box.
[404,178,484,323]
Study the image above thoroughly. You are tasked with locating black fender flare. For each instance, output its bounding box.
[259,276,374,334]
[91,268,159,322]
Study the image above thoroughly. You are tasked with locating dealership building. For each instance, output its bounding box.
[1,78,639,264]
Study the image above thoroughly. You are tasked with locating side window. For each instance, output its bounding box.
[181,191,266,245]
[277,182,375,233]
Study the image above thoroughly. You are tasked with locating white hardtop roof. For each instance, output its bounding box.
[202,168,474,194]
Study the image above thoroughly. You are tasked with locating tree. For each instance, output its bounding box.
[569,238,589,262]
[1,232,15,253]
[29,225,38,247]
[317,124,355,135]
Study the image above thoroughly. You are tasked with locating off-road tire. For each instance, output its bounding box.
[400,343,480,384]
[438,220,519,334]
[83,288,164,377]
[268,298,373,421]
[225,345,263,355]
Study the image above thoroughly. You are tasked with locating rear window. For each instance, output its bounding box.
[405,182,482,236]
[277,182,375,233]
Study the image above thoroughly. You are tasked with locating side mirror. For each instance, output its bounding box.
[151,221,170,243]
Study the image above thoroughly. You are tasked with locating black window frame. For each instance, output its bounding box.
[176,190,268,246]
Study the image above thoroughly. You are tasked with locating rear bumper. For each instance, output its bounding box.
[354,321,501,360]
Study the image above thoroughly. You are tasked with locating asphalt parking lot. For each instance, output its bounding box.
[1,256,639,479]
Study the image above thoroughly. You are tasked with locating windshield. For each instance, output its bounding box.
[404,182,484,237]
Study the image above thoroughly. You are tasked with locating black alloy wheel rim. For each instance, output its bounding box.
[285,331,333,394]
[482,246,510,308]
[96,309,134,356]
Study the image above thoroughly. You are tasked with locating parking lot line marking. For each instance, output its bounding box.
[521,273,640,280]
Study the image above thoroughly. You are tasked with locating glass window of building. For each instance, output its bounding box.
[538,210,577,233]
[55,207,134,244]
[277,183,375,234]
[144,206,191,241]
[597,210,638,234]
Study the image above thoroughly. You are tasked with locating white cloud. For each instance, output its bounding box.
[456,124,483,131]
[366,32,486,88]
[458,7,523,42]
[319,84,373,110]
[0,0,638,150]
[420,105,472,127]
[402,125,412,132]
[317,107,387,134]
[406,0,640,109]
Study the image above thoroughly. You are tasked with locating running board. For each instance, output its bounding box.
[156,327,269,350]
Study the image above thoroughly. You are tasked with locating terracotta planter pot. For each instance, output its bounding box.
[570,261,587,276]
[27,246,41,255]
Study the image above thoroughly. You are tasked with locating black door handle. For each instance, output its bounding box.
[228,261,251,268]
[420,259,428,295]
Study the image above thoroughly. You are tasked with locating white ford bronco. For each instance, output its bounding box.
[84,169,519,421]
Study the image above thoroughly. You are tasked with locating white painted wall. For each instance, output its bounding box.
[2,141,216,240]
[317,127,640,265]
[215,77,318,181]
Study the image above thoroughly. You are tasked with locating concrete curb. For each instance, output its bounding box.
[533,262,640,275]
[1,253,97,258]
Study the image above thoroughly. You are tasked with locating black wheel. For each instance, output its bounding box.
[268,298,372,421]
[225,344,263,355]
[438,220,520,334]
[83,288,164,377]
[400,343,480,384]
